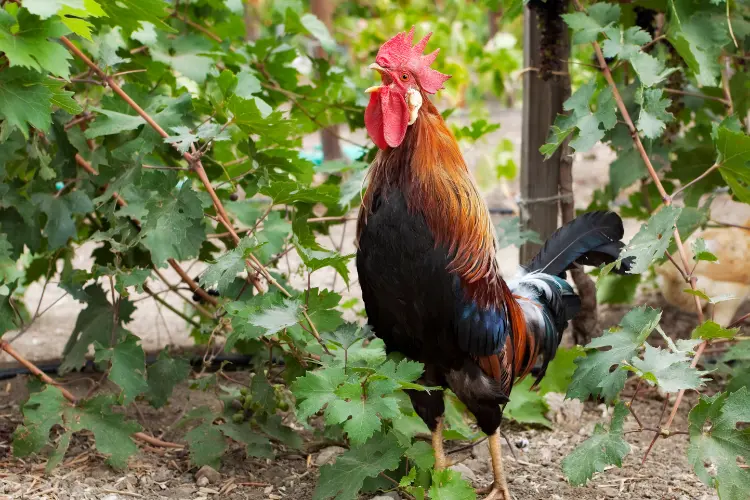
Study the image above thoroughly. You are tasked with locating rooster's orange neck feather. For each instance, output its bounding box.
[358,95,501,301]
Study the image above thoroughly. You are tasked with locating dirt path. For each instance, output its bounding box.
[0,369,717,500]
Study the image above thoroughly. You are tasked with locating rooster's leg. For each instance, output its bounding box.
[479,430,511,500]
[432,417,451,469]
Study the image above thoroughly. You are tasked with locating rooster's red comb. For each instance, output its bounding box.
[375,26,451,94]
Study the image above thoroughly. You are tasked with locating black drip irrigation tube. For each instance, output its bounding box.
[0,352,264,380]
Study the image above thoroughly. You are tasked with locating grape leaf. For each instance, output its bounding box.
[568,306,661,402]
[635,88,674,139]
[539,116,576,159]
[140,184,206,266]
[429,468,477,500]
[0,69,55,138]
[199,237,261,295]
[538,346,585,395]
[560,84,617,153]
[602,25,651,60]
[60,284,135,373]
[688,388,750,500]
[668,1,729,87]
[294,239,353,285]
[504,377,551,428]
[313,432,405,500]
[495,216,542,248]
[692,320,739,340]
[562,402,630,486]
[629,52,675,87]
[692,238,718,262]
[0,8,72,78]
[326,379,401,444]
[95,334,149,405]
[69,395,142,468]
[13,387,140,469]
[716,128,750,204]
[32,191,93,249]
[85,107,147,137]
[247,297,302,336]
[620,206,681,274]
[217,421,273,458]
[300,13,336,53]
[147,351,191,408]
[291,366,347,421]
[186,422,226,469]
[12,385,67,459]
[626,344,708,393]
[98,0,174,33]
[562,3,621,44]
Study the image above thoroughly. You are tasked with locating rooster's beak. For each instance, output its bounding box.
[369,63,387,74]
[366,63,387,94]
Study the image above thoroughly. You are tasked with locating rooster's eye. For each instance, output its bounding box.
[400,73,409,81]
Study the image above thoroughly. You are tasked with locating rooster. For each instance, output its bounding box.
[355,28,631,499]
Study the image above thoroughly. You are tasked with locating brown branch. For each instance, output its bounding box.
[0,341,183,449]
[573,0,707,436]
[671,163,720,199]
[172,11,223,43]
[662,88,729,105]
[728,312,750,329]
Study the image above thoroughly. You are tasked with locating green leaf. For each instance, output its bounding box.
[562,3,621,44]
[635,88,674,139]
[668,1,729,87]
[61,285,135,373]
[326,379,401,445]
[561,84,617,153]
[200,237,260,295]
[620,206,681,274]
[429,468,476,499]
[405,440,435,470]
[291,366,347,421]
[0,9,72,78]
[147,351,191,408]
[504,377,551,427]
[32,191,93,249]
[691,320,739,340]
[186,420,226,469]
[67,395,141,468]
[568,306,661,402]
[313,432,405,500]
[716,127,750,204]
[562,402,630,486]
[324,322,370,350]
[601,25,651,60]
[98,0,174,34]
[687,388,750,499]
[218,421,273,458]
[692,238,719,262]
[538,346,585,395]
[495,216,542,248]
[300,13,336,53]
[295,239,353,285]
[629,52,675,87]
[247,297,302,336]
[0,69,55,138]
[626,344,707,393]
[140,184,206,266]
[596,273,641,305]
[12,385,67,458]
[85,107,147,137]
[97,334,149,405]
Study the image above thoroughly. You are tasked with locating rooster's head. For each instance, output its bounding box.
[364,27,451,150]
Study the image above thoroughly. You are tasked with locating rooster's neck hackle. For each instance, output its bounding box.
[359,97,502,303]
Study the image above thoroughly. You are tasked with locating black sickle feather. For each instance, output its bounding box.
[524,211,631,277]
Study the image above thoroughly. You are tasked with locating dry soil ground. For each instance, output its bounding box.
[2,105,748,500]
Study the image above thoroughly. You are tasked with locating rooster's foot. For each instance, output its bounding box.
[478,482,511,500]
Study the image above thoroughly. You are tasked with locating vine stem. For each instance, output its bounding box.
[573,0,707,436]
[0,340,183,449]
[61,35,329,355]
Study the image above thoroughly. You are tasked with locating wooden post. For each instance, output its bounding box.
[311,0,343,161]
[519,6,565,264]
